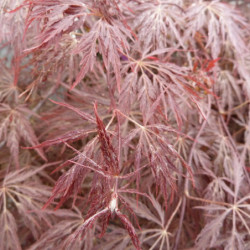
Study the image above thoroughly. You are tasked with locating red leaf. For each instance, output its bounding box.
[94,103,119,175]
[116,210,141,250]
[204,58,221,72]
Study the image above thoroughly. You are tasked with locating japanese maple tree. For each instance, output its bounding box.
[0,0,249,249]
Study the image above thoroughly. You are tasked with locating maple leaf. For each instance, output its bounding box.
[125,192,182,250]
[37,102,144,249]
[72,17,132,91]
[118,110,193,209]
[185,0,249,58]
[120,48,201,126]
[133,0,185,50]
[24,0,133,91]
[27,207,96,250]
[0,103,47,168]
[0,0,28,51]
[192,158,250,249]
[0,163,58,247]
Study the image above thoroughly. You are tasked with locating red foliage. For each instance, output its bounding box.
[0,1,250,249]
